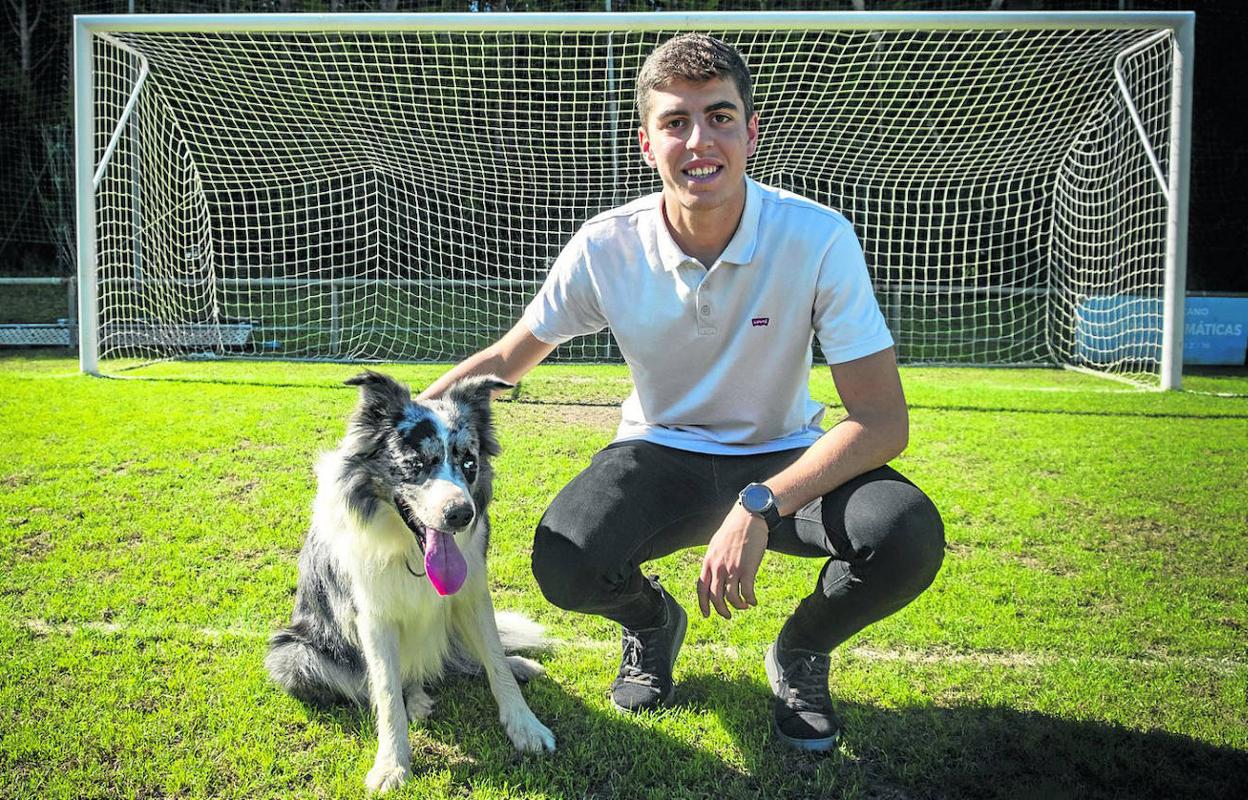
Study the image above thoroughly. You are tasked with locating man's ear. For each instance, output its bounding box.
[639,125,657,168]
[746,112,759,158]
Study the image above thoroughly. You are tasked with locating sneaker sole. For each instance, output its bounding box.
[772,724,839,752]
[765,643,840,753]
[611,603,687,714]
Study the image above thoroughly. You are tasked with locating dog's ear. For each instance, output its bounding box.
[344,371,412,425]
[445,375,514,407]
[445,375,513,457]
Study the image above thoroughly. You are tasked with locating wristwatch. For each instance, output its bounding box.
[738,482,781,531]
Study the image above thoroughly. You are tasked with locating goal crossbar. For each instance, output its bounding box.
[74,11,1195,34]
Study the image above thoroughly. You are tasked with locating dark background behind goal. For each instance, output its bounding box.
[3,0,1241,294]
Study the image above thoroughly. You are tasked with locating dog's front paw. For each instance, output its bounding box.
[503,710,556,754]
[365,762,410,794]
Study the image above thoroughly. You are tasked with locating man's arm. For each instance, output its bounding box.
[762,346,908,517]
[696,347,908,619]
[417,321,557,401]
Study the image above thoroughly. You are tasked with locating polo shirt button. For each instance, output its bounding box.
[700,305,711,315]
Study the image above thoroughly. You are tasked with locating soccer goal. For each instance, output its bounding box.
[75,11,1194,388]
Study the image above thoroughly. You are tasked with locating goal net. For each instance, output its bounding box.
[77,12,1191,386]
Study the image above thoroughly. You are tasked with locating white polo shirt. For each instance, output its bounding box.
[522,177,893,455]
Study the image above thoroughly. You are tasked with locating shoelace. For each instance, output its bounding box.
[618,628,663,688]
[777,652,833,714]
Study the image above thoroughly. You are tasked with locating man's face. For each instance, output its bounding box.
[638,76,759,219]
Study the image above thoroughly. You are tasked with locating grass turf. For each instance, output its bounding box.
[1,352,1245,799]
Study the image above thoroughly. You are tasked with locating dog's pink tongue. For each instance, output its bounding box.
[424,528,467,596]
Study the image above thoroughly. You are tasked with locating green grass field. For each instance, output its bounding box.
[1,352,1245,799]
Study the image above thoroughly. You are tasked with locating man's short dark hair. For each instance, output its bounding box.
[635,33,754,127]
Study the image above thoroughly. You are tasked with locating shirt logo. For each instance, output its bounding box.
[751,317,770,328]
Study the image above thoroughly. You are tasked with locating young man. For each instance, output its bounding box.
[420,33,944,751]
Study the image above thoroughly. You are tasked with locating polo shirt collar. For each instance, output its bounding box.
[718,177,762,266]
[653,176,763,271]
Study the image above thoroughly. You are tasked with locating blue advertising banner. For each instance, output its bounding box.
[1073,295,1248,367]
[1184,296,1248,366]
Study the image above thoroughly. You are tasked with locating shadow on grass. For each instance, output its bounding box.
[294,663,1246,799]
[903,403,1248,421]
[683,672,1248,800]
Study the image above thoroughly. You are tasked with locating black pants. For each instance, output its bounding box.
[532,440,945,653]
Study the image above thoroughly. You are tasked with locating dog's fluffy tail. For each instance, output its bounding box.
[265,624,366,707]
[494,611,553,652]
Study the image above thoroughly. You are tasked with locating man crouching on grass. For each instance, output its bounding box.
[421,33,945,751]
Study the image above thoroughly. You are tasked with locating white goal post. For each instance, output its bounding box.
[74,10,1194,388]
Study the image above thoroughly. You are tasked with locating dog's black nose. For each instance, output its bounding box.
[443,503,474,530]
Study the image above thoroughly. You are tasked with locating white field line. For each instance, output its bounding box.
[20,619,1245,676]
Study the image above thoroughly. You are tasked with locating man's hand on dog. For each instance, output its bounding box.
[697,505,769,619]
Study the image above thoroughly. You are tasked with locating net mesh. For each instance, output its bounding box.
[88,20,1177,382]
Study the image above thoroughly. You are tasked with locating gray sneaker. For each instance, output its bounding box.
[610,578,687,712]
[765,638,843,752]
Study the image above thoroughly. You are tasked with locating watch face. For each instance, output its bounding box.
[740,483,773,514]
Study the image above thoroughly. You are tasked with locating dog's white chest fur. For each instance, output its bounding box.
[320,498,467,678]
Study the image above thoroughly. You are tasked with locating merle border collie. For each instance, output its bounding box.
[266,372,554,793]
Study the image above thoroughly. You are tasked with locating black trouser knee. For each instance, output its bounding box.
[531,525,596,612]
[532,510,667,627]
[783,472,946,653]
